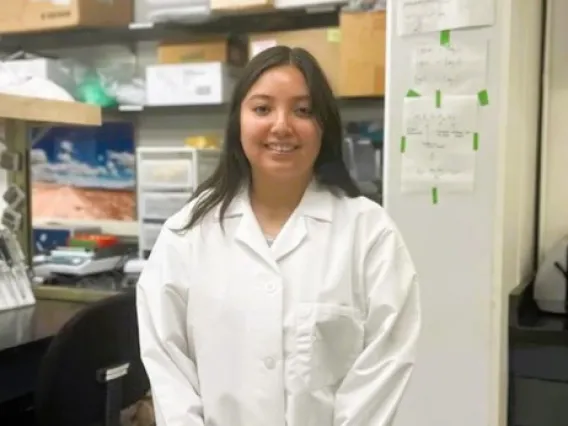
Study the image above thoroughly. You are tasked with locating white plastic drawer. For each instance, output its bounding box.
[138,159,193,190]
[140,192,191,220]
[140,223,163,250]
[196,153,220,184]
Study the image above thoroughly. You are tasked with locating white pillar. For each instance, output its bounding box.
[383,1,543,425]
[539,0,568,258]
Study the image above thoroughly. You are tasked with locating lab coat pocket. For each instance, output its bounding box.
[294,303,364,390]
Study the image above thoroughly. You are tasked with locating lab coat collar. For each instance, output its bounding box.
[215,180,333,222]
[215,180,333,267]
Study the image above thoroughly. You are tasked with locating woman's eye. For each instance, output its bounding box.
[295,107,313,117]
[253,105,270,115]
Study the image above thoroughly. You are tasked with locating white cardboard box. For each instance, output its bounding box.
[145,62,236,106]
[2,58,76,96]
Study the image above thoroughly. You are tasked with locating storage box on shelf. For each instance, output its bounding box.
[2,58,76,96]
[210,0,274,13]
[136,146,221,258]
[146,62,239,106]
[143,0,210,23]
[338,10,386,97]
[275,0,346,9]
[158,36,249,67]
[0,0,133,34]
[0,6,341,50]
[249,27,341,91]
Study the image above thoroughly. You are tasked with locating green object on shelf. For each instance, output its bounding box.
[76,75,117,108]
[68,238,97,249]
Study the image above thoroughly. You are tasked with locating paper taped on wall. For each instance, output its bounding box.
[411,40,488,95]
[400,95,478,193]
[397,0,494,36]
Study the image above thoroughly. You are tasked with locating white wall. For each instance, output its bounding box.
[538,0,568,260]
[384,2,542,426]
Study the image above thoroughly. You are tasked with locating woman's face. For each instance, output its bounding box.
[240,65,322,183]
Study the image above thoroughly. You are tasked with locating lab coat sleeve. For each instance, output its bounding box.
[333,225,421,426]
[136,226,204,426]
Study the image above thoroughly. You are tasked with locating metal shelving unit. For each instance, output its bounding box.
[0,5,341,51]
[112,96,383,114]
[0,93,101,261]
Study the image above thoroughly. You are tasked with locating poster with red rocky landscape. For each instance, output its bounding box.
[30,122,136,222]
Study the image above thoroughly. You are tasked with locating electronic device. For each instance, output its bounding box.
[33,234,133,289]
[122,258,147,287]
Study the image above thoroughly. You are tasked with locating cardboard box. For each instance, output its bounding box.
[211,0,272,12]
[0,0,133,34]
[158,37,248,67]
[249,28,341,92]
[339,11,386,97]
[145,63,237,106]
[3,58,76,95]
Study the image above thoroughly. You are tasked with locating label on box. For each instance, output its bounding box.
[50,0,71,4]
[251,40,277,58]
[181,68,214,97]
[327,29,341,43]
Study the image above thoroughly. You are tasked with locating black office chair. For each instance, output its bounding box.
[34,290,150,426]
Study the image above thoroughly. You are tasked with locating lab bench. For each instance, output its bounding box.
[509,279,568,426]
[0,299,88,415]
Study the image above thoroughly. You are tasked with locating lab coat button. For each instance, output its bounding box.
[265,282,277,293]
[264,357,276,369]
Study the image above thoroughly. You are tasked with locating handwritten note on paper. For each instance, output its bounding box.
[397,0,494,36]
[401,95,478,193]
[411,41,487,95]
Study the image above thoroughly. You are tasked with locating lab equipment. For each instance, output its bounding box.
[533,236,568,314]
[1,207,21,232]
[0,151,21,171]
[0,228,35,312]
[3,183,25,210]
[122,258,147,288]
[33,234,134,290]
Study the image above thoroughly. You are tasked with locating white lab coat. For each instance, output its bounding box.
[137,182,420,426]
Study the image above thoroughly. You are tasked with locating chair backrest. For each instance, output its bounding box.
[35,290,150,426]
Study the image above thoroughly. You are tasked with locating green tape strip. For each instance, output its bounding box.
[478,90,489,106]
[406,89,421,97]
[432,187,439,205]
[473,132,479,151]
[400,136,407,153]
[440,30,451,46]
[435,90,442,108]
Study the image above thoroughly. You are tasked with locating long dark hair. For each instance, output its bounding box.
[182,45,360,230]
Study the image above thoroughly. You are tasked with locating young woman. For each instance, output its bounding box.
[137,46,420,426]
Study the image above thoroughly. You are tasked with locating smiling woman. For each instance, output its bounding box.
[183,46,360,230]
[137,45,421,426]
[240,65,321,185]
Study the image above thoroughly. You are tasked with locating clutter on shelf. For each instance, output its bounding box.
[0,91,102,306]
[32,230,138,291]
[1,0,133,34]
[0,52,145,107]
[144,10,386,106]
